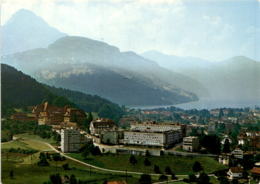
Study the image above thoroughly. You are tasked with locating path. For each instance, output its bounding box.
[44,142,217,180]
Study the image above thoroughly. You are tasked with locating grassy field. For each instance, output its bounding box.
[67,153,227,175]
[2,159,141,184]
[1,134,146,184]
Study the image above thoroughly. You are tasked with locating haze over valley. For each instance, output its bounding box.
[1,7,259,109]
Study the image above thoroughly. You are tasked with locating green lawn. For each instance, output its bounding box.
[1,134,143,184]
[15,133,57,145]
[67,153,227,175]
[2,160,140,184]
[2,136,52,152]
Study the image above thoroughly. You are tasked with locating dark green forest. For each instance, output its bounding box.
[1,64,124,121]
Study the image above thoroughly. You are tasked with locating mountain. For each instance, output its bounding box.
[2,36,205,106]
[142,50,212,71]
[0,9,66,55]
[1,64,123,120]
[142,51,260,102]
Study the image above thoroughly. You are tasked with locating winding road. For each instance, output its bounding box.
[43,142,217,183]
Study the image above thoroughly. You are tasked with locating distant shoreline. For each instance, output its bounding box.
[128,98,260,110]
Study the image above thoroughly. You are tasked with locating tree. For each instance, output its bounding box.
[219,109,224,119]
[197,172,210,184]
[9,170,14,179]
[62,163,70,170]
[222,139,231,153]
[200,135,221,154]
[129,155,137,165]
[70,174,77,184]
[145,150,150,157]
[188,174,197,182]
[87,112,93,122]
[49,173,62,184]
[192,161,203,173]
[81,143,95,158]
[154,165,161,174]
[139,174,152,184]
[144,158,151,166]
[231,179,239,184]
[218,176,229,184]
[38,152,49,166]
[159,174,168,181]
[91,146,101,155]
[165,166,172,175]
[171,173,177,180]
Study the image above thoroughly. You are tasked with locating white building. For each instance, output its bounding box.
[61,129,81,152]
[130,122,185,136]
[227,167,243,180]
[89,119,117,136]
[183,136,200,152]
[231,148,244,159]
[124,130,181,148]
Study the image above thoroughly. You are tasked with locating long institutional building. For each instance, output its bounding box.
[124,130,181,148]
[61,120,185,153]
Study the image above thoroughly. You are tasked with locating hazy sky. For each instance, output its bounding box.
[1,0,259,61]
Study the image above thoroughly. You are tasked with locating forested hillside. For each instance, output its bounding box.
[1,64,124,121]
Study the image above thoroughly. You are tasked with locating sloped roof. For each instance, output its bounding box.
[251,167,260,175]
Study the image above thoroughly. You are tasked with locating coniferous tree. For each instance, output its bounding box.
[222,139,231,153]
[192,161,203,173]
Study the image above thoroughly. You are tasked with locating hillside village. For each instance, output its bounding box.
[5,101,260,184]
[1,3,260,184]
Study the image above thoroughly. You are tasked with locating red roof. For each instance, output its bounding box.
[107,181,127,184]
[230,167,243,173]
[251,167,260,175]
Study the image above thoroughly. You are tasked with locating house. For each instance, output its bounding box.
[221,135,232,145]
[182,136,200,152]
[101,130,123,145]
[250,167,260,182]
[227,167,243,180]
[89,119,117,136]
[11,112,36,122]
[231,148,244,159]
[35,102,66,125]
[106,181,127,184]
[64,108,86,124]
[218,154,230,166]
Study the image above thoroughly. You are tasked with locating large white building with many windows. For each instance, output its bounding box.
[61,129,81,152]
[124,130,181,148]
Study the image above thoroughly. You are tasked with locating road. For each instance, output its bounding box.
[44,142,217,183]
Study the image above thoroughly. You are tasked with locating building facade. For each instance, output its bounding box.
[182,136,200,152]
[123,130,181,148]
[61,129,81,152]
[89,119,117,136]
[131,122,184,132]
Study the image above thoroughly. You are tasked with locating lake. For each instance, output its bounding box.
[129,98,260,110]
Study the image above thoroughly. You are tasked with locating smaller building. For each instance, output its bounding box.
[250,167,260,182]
[218,154,230,166]
[11,113,36,122]
[61,129,81,152]
[89,119,117,136]
[227,167,243,180]
[64,108,86,124]
[101,131,124,145]
[182,136,199,152]
[106,181,127,184]
[231,148,244,159]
